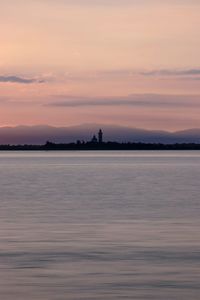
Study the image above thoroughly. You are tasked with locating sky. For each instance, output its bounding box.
[0,0,200,130]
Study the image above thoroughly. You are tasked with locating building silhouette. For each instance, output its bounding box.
[98,129,103,143]
[91,135,98,143]
[90,129,103,144]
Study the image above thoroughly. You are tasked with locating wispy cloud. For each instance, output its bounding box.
[141,69,200,77]
[0,76,45,84]
[60,68,200,82]
[47,94,200,108]
[95,68,200,79]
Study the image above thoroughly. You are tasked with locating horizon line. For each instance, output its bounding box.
[0,123,200,133]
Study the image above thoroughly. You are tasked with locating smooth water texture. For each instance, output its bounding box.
[0,151,200,300]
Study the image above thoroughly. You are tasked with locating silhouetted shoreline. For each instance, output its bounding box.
[1,141,200,151]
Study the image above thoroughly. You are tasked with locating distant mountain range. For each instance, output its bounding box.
[0,124,200,145]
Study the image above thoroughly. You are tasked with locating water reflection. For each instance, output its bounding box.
[0,151,200,299]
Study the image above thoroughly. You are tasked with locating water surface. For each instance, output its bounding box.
[0,151,200,299]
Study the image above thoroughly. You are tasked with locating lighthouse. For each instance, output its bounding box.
[98,129,103,144]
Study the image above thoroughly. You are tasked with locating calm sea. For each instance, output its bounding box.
[0,151,200,300]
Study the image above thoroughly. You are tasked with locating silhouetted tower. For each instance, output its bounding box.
[98,129,103,144]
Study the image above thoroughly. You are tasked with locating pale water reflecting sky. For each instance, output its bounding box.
[0,151,200,299]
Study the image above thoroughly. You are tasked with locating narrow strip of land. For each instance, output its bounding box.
[1,141,200,151]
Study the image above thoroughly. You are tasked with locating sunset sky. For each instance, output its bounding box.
[1,0,200,130]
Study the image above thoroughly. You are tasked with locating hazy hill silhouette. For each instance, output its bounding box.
[0,124,200,145]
